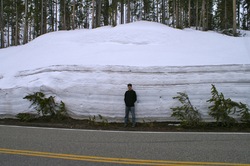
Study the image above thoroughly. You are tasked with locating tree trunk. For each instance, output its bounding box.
[237,0,240,28]
[0,0,4,48]
[23,0,28,44]
[195,0,199,30]
[233,0,236,36]
[44,0,47,33]
[121,0,124,24]
[72,1,75,30]
[172,0,175,27]
[92,0,95,28]
[50,0,54,31]
[224,0,227,30]
[176,0,180,28]
[7,13,10,47]
[96,0,101,27]
[55,0,58,31]
[157,0,159,22]
[162,0,165,24]
[201,0,206,31]
[188,0,190,27]
[127,0,131,23]
[112,0,117,26]
[63,0,66,30]
[103,0,109,26]
[41,0,44,34]
[15,1,18,46]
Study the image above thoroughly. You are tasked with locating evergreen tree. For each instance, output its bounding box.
[242,0,250,30]
[111,0,117,26]
[82,0,91,28]
[59,0,71,30]
[47,0,57,32]
[33,0,42,36]
[233,0,237,36]
[96,0,101,27]
[143,0,151,20]
[215,0,234,31]
[0,0,4,48]
[121,0,125,24]
[23,0,28,44]
[103,0,109,26]
[127,0,131,23]
[1,0,249,49]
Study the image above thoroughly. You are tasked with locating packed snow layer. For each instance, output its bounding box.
[0,21,250,121]
[1,64,250,121]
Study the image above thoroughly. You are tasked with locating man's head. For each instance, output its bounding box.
[127,83,132,90]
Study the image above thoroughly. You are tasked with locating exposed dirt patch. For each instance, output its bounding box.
[1,118,250,132]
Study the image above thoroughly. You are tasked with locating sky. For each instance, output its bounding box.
[0,21,249,120]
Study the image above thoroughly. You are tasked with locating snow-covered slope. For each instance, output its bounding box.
[0,21,250,121]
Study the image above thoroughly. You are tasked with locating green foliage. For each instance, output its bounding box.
[142,119,155,128]
[207,85,236,126]
[221,29,242,37]
[23,92,68,120]
[207,84,250,126]
[171,92,201,126]
[88,114,109,126]
[16,113,36,122]
[238,103,250,123]
[98,114,109,126]
[88,115,96,125]
[55,101,69,120]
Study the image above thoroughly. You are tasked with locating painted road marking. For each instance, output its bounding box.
[0,148,249,166]
[1,125,250,135]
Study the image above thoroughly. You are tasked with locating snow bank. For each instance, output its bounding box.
[1,64,250,121]
[0,21,250,121]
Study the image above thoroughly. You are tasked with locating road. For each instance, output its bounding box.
[0,125,250,166]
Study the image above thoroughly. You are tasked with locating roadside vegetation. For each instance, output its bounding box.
[171,84,250,128]
[1,84,249,132]
[17,92,69,122]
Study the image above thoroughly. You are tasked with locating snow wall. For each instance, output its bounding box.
[0,64,250,122]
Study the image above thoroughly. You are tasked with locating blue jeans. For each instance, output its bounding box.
[124,106,136,125]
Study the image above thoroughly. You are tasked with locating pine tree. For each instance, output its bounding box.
[242,0,250,30]
[215,0,234,31]
[23,0,28,44]
[121,0,125,24]
[34,0,42,36]
[91,0,95,28]
[0,0,4,48]
[162,0,166,24]
[47,0,57,32]
[82,0,91,28]
[103,0,109,26]
[95,0,101,27]
[233,0,237,36]
[201,0,206,31]
[111,0,117,26]
[143,0,150,20]
[1,0,249,49]
[127,0,131,23]
[59,0,71,30]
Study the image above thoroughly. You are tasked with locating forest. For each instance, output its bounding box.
[0,0,250,49]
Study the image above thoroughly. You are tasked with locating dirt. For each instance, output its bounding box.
[1,118,250,132]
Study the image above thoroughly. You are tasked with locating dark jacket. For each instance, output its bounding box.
[124,90,137,107]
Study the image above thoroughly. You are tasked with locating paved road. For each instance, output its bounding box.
[0,125,250,166]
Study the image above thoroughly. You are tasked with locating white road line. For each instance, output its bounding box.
[1,124,250,135]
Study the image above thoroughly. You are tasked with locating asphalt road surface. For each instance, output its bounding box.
[0,125,250,166]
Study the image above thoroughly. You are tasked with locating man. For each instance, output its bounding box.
[124,83,137,127]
